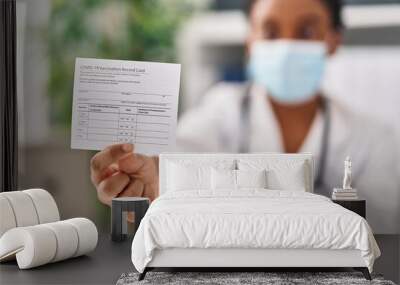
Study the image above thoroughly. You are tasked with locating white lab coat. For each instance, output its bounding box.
[176,82,400,234]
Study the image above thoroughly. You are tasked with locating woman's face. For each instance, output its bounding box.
[247,0,341,54]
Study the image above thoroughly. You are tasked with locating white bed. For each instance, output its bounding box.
[131,153,380,280]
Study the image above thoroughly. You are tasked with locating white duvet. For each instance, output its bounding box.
[131,190,380,273]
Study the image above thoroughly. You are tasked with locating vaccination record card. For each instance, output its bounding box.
[71,58,181,154]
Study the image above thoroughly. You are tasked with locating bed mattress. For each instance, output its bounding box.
[131,190,380,273]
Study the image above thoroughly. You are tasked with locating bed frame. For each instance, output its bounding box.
[139,248,371,280]
[138,153,372,281]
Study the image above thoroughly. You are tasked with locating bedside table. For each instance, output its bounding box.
[112,197,150,242]
[332,199,366,218]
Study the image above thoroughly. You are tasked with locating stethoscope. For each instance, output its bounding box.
[238,83,331,193]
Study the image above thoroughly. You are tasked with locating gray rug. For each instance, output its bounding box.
[117,272,396,285]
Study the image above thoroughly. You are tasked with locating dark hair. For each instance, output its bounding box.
[247,0,343,31]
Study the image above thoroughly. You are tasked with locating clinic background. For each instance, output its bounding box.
[16,0,400,231]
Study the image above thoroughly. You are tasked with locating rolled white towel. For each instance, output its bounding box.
[0,196,17,237]
[0,191,40,227]
[0,189,60,238]
[64,218,98,257]
[23,189,60,224]
[42,221,79,262]
[0,225,57,268]
[0,218,98,269]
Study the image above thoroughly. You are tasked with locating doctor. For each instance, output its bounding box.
[90,0,399,234]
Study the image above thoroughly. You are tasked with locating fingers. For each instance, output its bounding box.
[118,153,157,184]
[143,184,158,202]
[90,144,133,186]
[118,179,145,198]
[100,163,119,179]
[118,153,146,173]
[119,179,158,202]
[97,172,130,206]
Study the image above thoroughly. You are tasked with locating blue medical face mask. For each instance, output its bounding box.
[247,40,327,104]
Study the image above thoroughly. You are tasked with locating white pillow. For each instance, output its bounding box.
[211,168,236,190]
[236,169,267,189]
[211,169,268,190]
[238,159,307,191]
[166,159,235,192]
[266,162,306,191]
[167,163,211,191]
